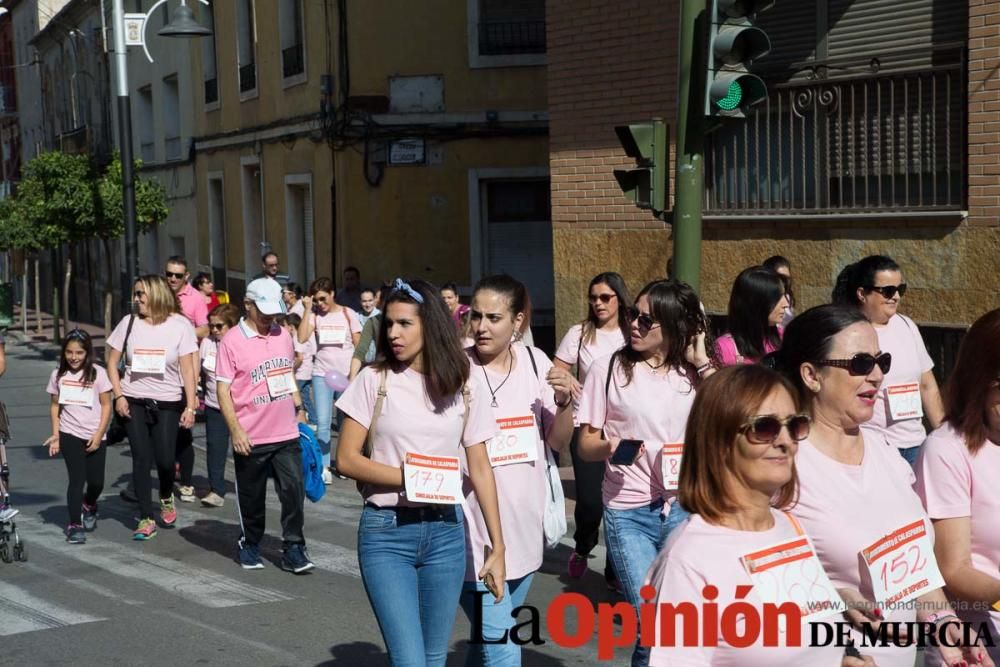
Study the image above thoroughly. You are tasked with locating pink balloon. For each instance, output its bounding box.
[324,369,350,392]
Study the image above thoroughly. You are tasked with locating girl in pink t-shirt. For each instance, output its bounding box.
[44,330,113,545]
[459,275,576,666]
[199,303,240,508]
[714,266,788,366]
[577,279,717,667]
[284,313,316,428]
[335,278,506,667]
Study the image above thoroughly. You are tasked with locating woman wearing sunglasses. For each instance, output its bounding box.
[714,266,789,366]
[647,365,874,666]
[577,279,715,667]
[833,255,944,465]
[554,272,632,586]
[770,305,991,667]
[916,309,1000,667]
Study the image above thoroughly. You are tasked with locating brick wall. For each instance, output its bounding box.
[967,0,1000,228]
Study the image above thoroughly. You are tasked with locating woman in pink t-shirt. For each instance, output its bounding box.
[917,308,1000,667]
[770,304,991,667]
[554,271,631,585]
[648,365,871,667]
[107,276,199,541]
[199,303,240,508]
[335,278,506,667]
[297,277,362,478]
[832,255,945,465]
[44,330,113,545]
[714,266,788,366]
[577,279,716,667]
[459,274,576,666]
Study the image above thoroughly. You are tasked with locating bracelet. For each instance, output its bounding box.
[555,397,572,409]
[184,407,197,414]
[695,362,713,375]
[295,405,306,412]
[925,611,959,625]
[114,395,125,402]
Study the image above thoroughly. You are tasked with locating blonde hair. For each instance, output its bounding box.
[137,274,180,324]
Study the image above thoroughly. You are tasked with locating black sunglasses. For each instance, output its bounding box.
[209,323,226,330]
[865,284,907,299]
[815,352,892,376]
[626,307,659,332]
[165,271,186,280]
[740,414,811,444]
[589,293,616,304]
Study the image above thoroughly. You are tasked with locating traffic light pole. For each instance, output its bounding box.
[672,0,706,293]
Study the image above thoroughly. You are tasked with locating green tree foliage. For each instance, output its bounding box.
[98,153,169,237]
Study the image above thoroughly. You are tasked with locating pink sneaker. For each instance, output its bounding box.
[567,552,588,578]
[133,518,157,541]
[159,498,177,527]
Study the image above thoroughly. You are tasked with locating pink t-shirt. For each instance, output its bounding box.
[107,313,199,401]
[46,365,113,441]
[290,300,305,318]
[294,336,316,382]
[555,322,626,384]
[200,337,220,409]
[646,510,845,667]
[792,433,933,667]
[577,353,696,509]
[216,319,299,446]
[916,423,1000,667]
[861,314,934,449]
[335,365,498,508]
[713,328,782,367]
[309,307,362,377]
[462,344,558,581]
[176,283,209,328]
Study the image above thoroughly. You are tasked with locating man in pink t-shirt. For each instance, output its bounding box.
[165,256,209,340]
[217,278,313,574]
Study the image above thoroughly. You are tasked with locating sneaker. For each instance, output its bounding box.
[159,498,177,527]
[201,492,225,508]
[176,485,196,503]
[119,484,137,503]
[321,467,333,485]
[133,518,157,540]
[280,543,315,574]
[81,503,98,531]
[567,552,588,579]
[238,541,265,570]
[65,524,86,544]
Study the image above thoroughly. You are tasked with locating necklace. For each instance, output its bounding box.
[478,346,513,408]
[643,356,668,371]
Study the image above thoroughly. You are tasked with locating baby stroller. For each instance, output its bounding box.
[0,401,26,563]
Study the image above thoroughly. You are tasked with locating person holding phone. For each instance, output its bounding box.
[577,279,716,667]
[335,278,506,667]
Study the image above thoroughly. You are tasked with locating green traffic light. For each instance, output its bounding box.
[717,80,743,110]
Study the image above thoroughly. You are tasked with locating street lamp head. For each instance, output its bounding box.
[158,3,212,38]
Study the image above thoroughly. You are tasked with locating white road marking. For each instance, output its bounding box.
[0,581,105,636]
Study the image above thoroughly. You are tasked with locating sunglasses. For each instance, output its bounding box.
[133,290,146,298]
[815,352,892,376]
[626,307,659,332]
[66,328,89,341]
[209,323,226,330]
[314,296,328,303]
[865,284,907,299]
[589,293,616,304]
[740,414,812,444]
[165,271,186,280]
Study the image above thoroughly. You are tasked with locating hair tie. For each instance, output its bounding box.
[391,278,424,304]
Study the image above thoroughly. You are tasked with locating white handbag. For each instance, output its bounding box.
[542,444,567,549]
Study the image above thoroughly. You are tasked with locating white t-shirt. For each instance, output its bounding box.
[555,322,626,384]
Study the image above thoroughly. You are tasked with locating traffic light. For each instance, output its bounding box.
[613,119,667,216]
[705,0,774,118]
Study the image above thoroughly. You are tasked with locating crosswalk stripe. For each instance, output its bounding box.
[0,581,105,636]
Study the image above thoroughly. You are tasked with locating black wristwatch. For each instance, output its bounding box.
[296,405,306,413]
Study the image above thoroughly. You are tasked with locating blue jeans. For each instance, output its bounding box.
[665,499,691,537]
[459,574,535,667]
[311,378,344,467]
[297,378,316,426]
[898,445,921,467]
[359,504,466,667]
[604,500,669,667]
[204,406,229,496]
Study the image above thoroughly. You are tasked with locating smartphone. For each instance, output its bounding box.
[482,546,501,599]
[610,439,644,466]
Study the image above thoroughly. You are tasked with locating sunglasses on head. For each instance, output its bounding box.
[865,284,907,299]
[589,293,616,304]
[626,307,659,332]
[740,414,811,444]
[66,328,88,341]
[815,352,892,376]
[165,271,186,280]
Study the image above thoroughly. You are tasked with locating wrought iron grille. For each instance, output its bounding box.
[478,21,546,55]
[282,44,304,78]
[239,63,257,93]
[705,47,966,215]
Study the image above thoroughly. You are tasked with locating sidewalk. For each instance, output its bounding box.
[6,306,108,360]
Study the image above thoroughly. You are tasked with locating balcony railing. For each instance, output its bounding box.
[478,20,546,56]
[705,47,966,215]
[204,77,218,105]
[282,43,304,79]
[239,63,257,93]
[165,136,182,161]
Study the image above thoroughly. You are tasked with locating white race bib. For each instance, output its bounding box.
[661,443,683,491]
[59,379,95,407]
[403,452,462,504]
[317,325,348,345]
[861,518,945,607]
[202,350,217,373]
[132,348,167,374]
[265,368,296,398]
[487,416,539,467]
[886,383,923,421]
[742,532,843,620]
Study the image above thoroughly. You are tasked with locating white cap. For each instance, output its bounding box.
[245,278,286,315]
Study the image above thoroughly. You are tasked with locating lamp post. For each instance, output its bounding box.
[112,0,210,309]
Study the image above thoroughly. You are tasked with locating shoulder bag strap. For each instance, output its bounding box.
[362,370,388,458]
[574,324,584,381]
[783,511,805,536]
[119,314,136,372]
[524,346,546,438]
[461,382,471,436]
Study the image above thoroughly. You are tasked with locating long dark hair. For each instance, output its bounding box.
[374,278,469,399]
[612,279,712,385]
[58,329,97,384]
[943,308,1000,454]
[582,272,631,346]
[763,255,795,309]
[727,266,785,359]
[831,255,901,307]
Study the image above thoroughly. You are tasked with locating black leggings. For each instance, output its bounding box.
[176,427,194,486]
[59,432,106,525]
[570,428,615,579]
[125,399,182,520]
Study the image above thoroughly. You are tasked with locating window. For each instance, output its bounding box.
[236,0,257,95]
[279,0,305,80]
[284,175,315,285]
[137,85,154,163]
[201,2,218,105]
[162,75,181,160]
[477,0,545,56]
[207,174,227,290]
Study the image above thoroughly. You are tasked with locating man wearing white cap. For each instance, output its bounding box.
[216,278,314,572]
